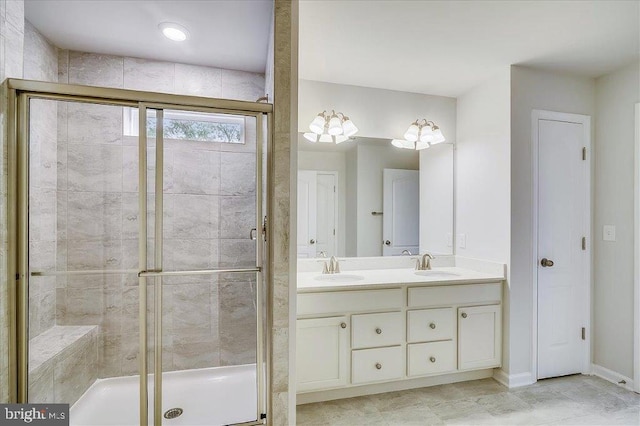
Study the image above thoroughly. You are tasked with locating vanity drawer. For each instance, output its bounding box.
[408,283,502,308]
[407,308,455,342]
[352,312,403,349]
[407,341,456,377]
[298,289,403,316]
[352,346,404,384]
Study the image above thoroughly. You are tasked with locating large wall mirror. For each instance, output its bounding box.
[297,134,454,258]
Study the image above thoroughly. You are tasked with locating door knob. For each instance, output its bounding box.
[384,240,391,246]
[540,258,554,267]
[309,239,316,244]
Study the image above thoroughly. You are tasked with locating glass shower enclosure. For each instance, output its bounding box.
[4,79,271,426]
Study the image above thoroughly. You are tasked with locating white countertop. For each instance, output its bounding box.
[297,266,505,293]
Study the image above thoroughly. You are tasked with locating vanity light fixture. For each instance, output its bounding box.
[159,22,190,42]
[303,110,358,144]
[392,119,446,150]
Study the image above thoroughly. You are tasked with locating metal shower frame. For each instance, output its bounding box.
[3,78,273,426]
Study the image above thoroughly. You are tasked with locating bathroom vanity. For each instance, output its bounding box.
[296,257,505,403]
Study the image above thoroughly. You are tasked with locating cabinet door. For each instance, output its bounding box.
[458,305,501,370]
[296,316,349,392]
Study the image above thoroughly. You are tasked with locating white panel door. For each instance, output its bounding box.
[383,169,419,256]
[458,305,501,370]
[537,118,588,379]
[296,316,349,392]
[316,173,337,257]
[297,170,317,258]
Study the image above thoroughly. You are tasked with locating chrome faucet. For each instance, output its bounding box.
[401,249,412,255]
[322,256,341,274]
[416,253,435,270]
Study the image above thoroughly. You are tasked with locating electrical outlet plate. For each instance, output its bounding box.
[458,233,467,249]
[603,225,616,242]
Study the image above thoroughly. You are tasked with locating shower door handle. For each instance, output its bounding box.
[250,228,257,240]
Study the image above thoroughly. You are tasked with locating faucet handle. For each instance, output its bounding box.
[415,258,421,270]
[322,262,329,274]
[334,260,340,274]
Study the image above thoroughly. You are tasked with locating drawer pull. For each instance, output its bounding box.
[429,356,436,363]
[375,363,382,370]
[429,322,436,329]
[375,327,382,334]
[461,312,468,319]
[340,322,347,329]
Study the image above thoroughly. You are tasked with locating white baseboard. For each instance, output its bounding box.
[493,369,536,388]
[591,363,635,393]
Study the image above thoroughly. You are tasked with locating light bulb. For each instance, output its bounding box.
[404,123,420,142]
[342,118,358,137]
[303,132,318,142]
[328,115,343,135]
[419,125,435,143]
[309,114,326,134]
[415,141,430,150]
[431,128,446,144]
[319,134,333,143]
[391,139,405,148]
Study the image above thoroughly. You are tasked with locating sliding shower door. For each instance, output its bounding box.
[13,81,269,426]
[138,104,266,426]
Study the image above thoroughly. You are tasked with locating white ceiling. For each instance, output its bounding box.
[299,0,640,97]
[25,0,272,73]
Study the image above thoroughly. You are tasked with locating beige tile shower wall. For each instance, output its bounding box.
[56,50,265,378]
[24,21,58,338]
[271,1,298,423]
[0,0,25,403]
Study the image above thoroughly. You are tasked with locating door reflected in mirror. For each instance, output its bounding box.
[297,135,453,258]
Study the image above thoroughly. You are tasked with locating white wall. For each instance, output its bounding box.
[420,144,454,255]
[510,65,595,377]
[456,70,511,262]
[356,143,419,257]
[298,150,347,256]
[299,80,456,141]
[345,148,358,257]
[593,61,640,379]
[455,70,511,374]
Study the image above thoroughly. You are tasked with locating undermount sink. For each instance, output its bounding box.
[414,270,460,278]
[314,274,365,283]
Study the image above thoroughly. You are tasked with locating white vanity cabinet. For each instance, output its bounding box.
[296,281,503,397]
[296,316,349,392]
[458,305,502,370]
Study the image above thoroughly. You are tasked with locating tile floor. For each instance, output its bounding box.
[296,375,640,425]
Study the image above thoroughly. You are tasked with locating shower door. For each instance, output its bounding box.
[12,80,269,426]
[138,104,267,426]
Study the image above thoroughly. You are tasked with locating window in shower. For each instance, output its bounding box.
[124,108,245,144]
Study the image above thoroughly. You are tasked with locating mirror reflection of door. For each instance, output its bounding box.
[383,169,419,256]
[298,170,338,258]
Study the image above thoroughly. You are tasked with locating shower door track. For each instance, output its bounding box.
[4,79,273,426]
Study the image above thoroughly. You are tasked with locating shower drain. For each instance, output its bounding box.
[164,408,184,420]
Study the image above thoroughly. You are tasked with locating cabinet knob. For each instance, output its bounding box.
[375,327,382,334]
[375,363,382,370]
[340,322,347,329]
[461,312,467,319]
[429,322,436,329]
[430,356,436,363]
[310,239,316,244]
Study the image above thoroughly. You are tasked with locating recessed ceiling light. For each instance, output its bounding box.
[159,22,190,42]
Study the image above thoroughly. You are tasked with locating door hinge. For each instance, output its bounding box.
[581,327,586,340]
[582,147,587,161]
[581,237,586,251]
[260,413,267,420]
